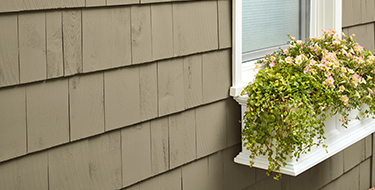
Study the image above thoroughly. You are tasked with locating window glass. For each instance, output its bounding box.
[242,0,310,60]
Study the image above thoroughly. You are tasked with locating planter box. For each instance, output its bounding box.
[233,95,375,176]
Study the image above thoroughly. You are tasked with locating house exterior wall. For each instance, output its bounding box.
[0,0,374,190]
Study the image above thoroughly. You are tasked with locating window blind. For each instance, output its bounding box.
[242,0,300,54]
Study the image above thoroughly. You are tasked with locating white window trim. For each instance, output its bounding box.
[229,0,375,176]
[230,0,343,97]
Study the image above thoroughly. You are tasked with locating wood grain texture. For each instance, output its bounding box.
[150,117,169,175]
[107,0,138,6]
[222,145,256,190]
[173,1,218,56]
[196,101,227,158]
[208,152,224,190]
[139,63,158,121]
[202,50,231,104]
[183,54,202,109]
[46,11,64,79]
[361,0,375,23]
[86,0,106,7]
[0,87,26,162]
[218,0,231,49]
[83,7,131,72]
[347,23,375,53]
[169,110,196,169]
[131,5,152,64]
[0,14,19,87]
[122,123,152,187]
[151,4,173,60]
[0,152,48,190]
[63,10,82,76]
[69,72,105,141]
[139,168,181,190]
[226,99,241,147]
[62,0,85,8]
[0,0,23,12]
[158,58,184,116]
[104,67,140,131]
[360,159,371,190]
[49,140,91,190]
[342,0,361,27]
[19,12,46,83]
[343,138,365,172]
[88,131,122,190]
[320,164,360,190]
[26,79,69,152]
[182,158,209,190]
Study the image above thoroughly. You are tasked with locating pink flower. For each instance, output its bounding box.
[283,49,289,55]
[269,61,276,68]
[338,85,345,92]
[285,56,293,64]
[339,116,345,122]
[325,76,335,86]
[255,64,260,69]
[340,95,349,105]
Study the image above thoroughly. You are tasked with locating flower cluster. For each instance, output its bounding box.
[241,30,375,179]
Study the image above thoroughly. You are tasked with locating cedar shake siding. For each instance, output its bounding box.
[0,0,374,189]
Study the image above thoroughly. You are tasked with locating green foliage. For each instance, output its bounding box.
[241,30,375,179]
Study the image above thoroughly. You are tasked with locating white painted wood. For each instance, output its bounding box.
[233,95,375,176]
[230,0,243,97]
[310,0,342,37]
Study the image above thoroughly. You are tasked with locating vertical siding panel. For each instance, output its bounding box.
[0,152,48,190]
[182,158,209,190]
[151,3,173,60]
[23,0,48,11]
[342,0,353,27]
[131,5,152,64]
[222,145,256,190]
[105,67,141,131]
[0,14,19,86]
[69,72,105,141]
[83,7,131,72]
[158,58,184,116]
[183,54,202,109]
[360,159,371,190]
[202,50,231,104]
[361,0,375,23]
[208,152,224,190]
[107,0,138,6]
[218,0,231,49]
[139,168,182,190]
[196,101,227,158]
[343,139,365,172]
[63,9,82,76]
[226,99,241,147]
[26,79,69,152]
[139,63,158,121]
[169,110,196,169]
[122,123,152,187]
[88,131,122,190]
[173,1,218,56]
[0,0,24,12]
[0,87,26,162]
[63,0,85,8]
[49,140,91,190]
[348,24,375,53]
[150,117,169,175]
[19,12,46,83]
[46,11,64,79]
[86,0,106,7]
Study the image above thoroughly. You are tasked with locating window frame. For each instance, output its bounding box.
[230,0,343,97]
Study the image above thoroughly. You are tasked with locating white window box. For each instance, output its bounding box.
[230,0,375,176]
[233,94,375,176]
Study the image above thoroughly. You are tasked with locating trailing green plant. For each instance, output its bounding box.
[241,30,375,180]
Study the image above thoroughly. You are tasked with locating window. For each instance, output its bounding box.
[230,0,342,97]
[242,0,310,62]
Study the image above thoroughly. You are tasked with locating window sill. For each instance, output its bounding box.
[232,95,375,176]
